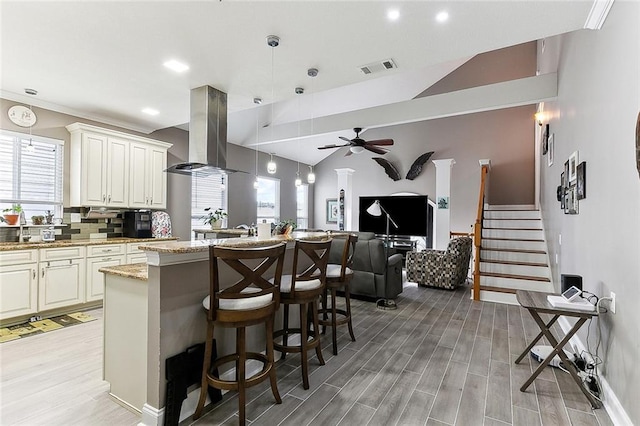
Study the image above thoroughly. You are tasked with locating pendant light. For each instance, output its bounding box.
[266,35,279,174]
[307,68,318,184]
[294,86,303,187]
[253,97,261,189]
[25,88,37,152]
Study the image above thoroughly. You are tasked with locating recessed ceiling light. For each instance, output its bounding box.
[163,59,189,73]
[142,108,159,116]
[436,11,449,23]
[387,9,400,21]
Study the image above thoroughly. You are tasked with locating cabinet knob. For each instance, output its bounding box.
[33,269,36,279]
[103,194,106,202]
[41,269,45,277]
[108,195,111,203]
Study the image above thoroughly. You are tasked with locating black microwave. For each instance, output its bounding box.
[124,211,152,238]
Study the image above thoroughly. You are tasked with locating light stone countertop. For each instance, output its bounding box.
[99,263,148,281]
[137,231,345,254]
[192,228,249,235]
[0,237,178,252]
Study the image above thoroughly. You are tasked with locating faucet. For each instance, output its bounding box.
[18,211,25,243]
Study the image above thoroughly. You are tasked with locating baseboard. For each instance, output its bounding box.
[139,403,164,426]
[557,317,633,425]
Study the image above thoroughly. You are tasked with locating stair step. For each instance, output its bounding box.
[479,285,517,294]
[485,204,536,210]
[482,229,544,240]
[482,238,547,251]
[482,247,546,254]
[485,210,541,219]
[480,271,550,282]
[481,259,547,267]
[483,219,542,229]
[481,248,548,263]
[480,261,549,279]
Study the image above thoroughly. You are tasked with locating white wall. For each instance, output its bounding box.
[538,2,639,423]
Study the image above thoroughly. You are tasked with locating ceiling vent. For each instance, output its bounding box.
[359,58,397,75]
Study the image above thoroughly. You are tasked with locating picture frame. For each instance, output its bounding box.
[568,151,579,182]
[547,134,554,166]
[326,198,338,224]
[560,172,566,210]
[542,124,549,155]
[576,161,586,200]
[564,160,570,187]
[567,185,579,214]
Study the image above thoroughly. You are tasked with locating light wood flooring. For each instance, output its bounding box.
[0,283,614,426]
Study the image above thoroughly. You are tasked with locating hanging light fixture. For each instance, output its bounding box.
[267,153,277,174]
[307,68,318,183]
[253,97,261,189]
[25,88,38,152]
[266,35,279,174]
[295,86,304,187]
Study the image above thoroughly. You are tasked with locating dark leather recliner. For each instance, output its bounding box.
[329,232,403,300]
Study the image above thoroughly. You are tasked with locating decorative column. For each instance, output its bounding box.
[432,159,455,250]
[335,168,355,230]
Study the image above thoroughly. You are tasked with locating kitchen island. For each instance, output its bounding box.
[100,231,335,426]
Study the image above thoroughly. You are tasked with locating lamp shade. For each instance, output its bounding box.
[366,200,382,217]
[350,146,365,154]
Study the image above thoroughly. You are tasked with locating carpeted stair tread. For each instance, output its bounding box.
[480,271,551,282]
[480,259,548,267]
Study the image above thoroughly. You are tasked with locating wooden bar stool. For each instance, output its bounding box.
[273,239,331,390]
[193,243,286,425]
[319,233,358,355]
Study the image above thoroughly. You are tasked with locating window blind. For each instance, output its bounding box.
[191,173,227,231]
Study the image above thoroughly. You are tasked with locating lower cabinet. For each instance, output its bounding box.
[38,258,86,311]
[86,255,125,302]
[0,262,38,321]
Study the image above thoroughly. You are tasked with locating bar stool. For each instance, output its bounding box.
[193,243,286,425]
[319,233,358,355]
[273,239,331,390]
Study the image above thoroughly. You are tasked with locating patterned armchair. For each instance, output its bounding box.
[405,236,473,290]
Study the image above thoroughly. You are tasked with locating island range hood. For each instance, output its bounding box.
[165,85,241,176]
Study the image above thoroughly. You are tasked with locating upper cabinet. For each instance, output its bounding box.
[67,123,172,209]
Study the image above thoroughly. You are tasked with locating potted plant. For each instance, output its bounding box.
[2,204,22,225]
[31,215,45,225]
[202,208,227,229]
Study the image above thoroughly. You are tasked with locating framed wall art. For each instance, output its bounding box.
[542,124,549,155]
[576,161,586,200]
[326,198,338,224]
[568,151,579,182]
[547,134,554,166]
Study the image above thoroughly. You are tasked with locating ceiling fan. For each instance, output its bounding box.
[318,127,394,156]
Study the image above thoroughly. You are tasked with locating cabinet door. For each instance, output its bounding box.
[82,133,107,206]
[147,147,167,209]
[86,256,124,302]
[39,259,85,311]
[0,263,38,320]
[106,138,129,207]
[129,143,149,208]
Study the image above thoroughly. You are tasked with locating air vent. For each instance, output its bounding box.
[359,58,397,75]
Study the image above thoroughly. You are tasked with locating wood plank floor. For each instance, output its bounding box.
[0,283,614,426]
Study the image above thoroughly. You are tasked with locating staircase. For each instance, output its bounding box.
[477,204,554,304]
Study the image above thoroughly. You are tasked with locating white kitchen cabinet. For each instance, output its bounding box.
[129,142,168,209]
[0,250,38,321]
[67,122,171,209]
[86,244,125,302]
[38,247,85,311]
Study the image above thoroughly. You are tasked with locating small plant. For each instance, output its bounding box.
[202,208,228,226]
[31,215,45,225]
[3,204,22,214]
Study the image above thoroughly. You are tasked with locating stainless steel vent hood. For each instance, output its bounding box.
[166,85,241,176]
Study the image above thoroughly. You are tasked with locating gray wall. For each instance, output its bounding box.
[0,100,311,242]
[313,105,536,233]
[538,3,639,423]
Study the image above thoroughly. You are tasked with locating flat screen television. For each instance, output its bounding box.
[358,195,432,238]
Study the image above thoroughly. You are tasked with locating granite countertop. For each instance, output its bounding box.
[137,231,343,254]
[0,237,178,252]
[99,263,148,281]
[192,228,249,235]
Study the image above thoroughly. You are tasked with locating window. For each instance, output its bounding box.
[191,173,227,232]
[296,184,308,229]
[256,176,279,224]
[0,130,64,219]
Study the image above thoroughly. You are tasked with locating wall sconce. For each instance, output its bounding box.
[535,112,545,126]
[267,153,277,174]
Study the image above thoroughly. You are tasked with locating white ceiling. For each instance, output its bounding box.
[1,1,597,165]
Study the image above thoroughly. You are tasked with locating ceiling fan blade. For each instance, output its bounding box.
[318,143,349,150]
[366,138,394,146]
[339,136,353,143]
[364,145,388,155]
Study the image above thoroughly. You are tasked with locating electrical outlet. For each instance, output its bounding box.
[610,292,616,314]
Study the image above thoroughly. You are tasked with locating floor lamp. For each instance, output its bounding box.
[366,200,399,310]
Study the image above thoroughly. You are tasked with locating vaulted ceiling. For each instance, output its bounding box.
[1,1,600,165]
